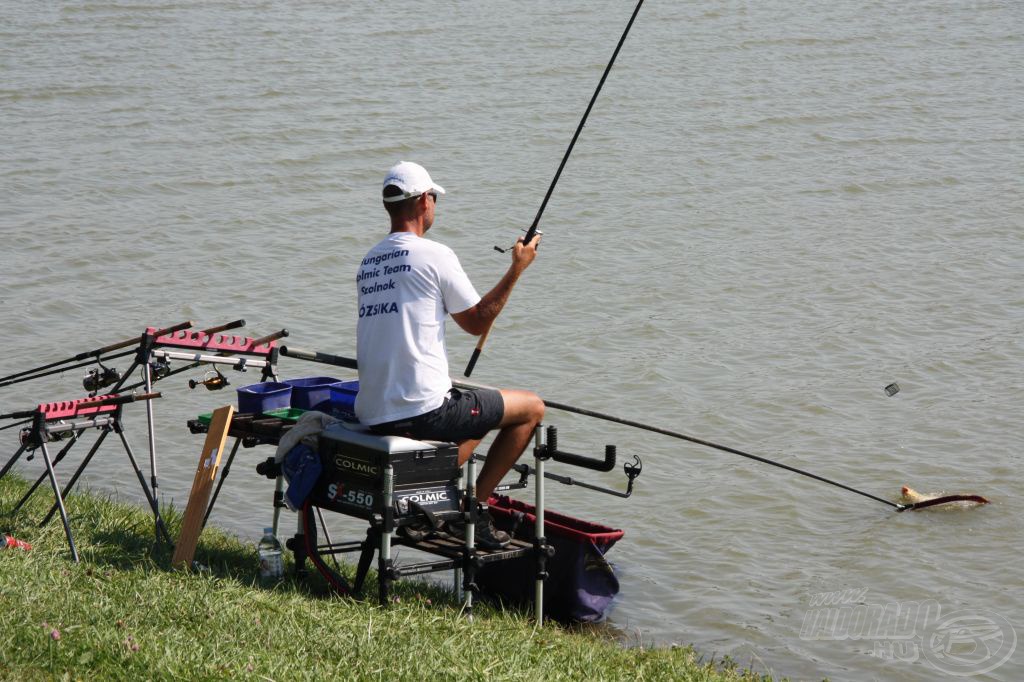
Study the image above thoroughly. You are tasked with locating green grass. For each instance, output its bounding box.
[0,475,777,681]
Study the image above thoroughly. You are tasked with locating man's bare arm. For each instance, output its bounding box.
[451,234,541,336]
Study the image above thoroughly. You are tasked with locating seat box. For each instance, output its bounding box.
[311,477,461,521]
[316,423,460,487]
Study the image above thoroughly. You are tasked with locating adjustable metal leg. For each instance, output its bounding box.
[291,507,308,576]
[39,442,79,563]
[0,442,29,483]
[463,455,477,620]
[378,463,395,606]
[533,426,546,625]
[353,526,377,594]
[16,430,84,514]
[41,428,112,526]
[454,461,464,602]
[272,474,285,537]
[142,362,160,509]
[114,421,174,547]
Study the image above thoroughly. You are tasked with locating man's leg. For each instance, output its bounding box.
[475,389,544,501]
[457,439,481,466]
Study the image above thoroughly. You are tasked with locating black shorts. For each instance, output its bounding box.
[369,388,504,442]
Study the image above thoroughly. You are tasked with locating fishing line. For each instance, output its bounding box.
[540,398,905,510]
[283,345,942,511]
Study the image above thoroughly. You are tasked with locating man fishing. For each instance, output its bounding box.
[354,160,544,549]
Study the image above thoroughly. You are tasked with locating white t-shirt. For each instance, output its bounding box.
[354,232,481,425]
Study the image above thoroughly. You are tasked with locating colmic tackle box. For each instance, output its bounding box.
[312,423,461,520]
[316,423,459,486]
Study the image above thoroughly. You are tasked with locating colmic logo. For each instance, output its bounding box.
[334,456,379,477]
[397,490,450,505]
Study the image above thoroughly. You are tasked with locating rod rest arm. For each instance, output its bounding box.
[543,426,617,472]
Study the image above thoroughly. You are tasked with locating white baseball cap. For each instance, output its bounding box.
[382,161,446,202]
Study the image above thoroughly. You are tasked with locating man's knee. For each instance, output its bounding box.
[526,392,544,423]
[499,389,545,426]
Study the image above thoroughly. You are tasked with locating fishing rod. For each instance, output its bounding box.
[463,0,646,378]
[0,320,248,392]
[539,399,907,510]
[0,349,137,390]
[0,320,194,386]
[539,402,991,511]
[282,345,956,511]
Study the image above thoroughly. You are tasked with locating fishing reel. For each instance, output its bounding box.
[189,369,229,391]
[18,427,39,451]
[19,424,72,450]
[149,358,173,380]
[83,363,121,394]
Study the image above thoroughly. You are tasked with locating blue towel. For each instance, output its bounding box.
[282,443,321,511]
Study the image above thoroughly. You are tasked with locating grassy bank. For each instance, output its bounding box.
[0,476,775,681]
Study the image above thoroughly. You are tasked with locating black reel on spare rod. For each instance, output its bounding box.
[83,361,122,395]
[149,358,172,381]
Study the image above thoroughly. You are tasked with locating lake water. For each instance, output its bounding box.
[2,2,1022,680]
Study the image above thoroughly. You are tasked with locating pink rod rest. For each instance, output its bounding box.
[37,394,119,421]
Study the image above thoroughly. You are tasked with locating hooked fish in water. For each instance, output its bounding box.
[899,485,989,510]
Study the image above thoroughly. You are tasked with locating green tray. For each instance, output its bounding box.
[261,407,307,422]
[196,407,306,426]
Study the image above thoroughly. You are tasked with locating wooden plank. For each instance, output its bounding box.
[171,405,234,568]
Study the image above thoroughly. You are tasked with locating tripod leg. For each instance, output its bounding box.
[41,429,111,526]
[115,423,174,548]
[14,430,83,514]
[0,442,29,483]
[142,363,161,512]
[40,442,79,562]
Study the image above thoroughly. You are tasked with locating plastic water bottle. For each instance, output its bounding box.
[257,527,283,583]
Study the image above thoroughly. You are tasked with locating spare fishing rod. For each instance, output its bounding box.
[463,0,647,378]
[0,349,137,390]
[0,320,194,386]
